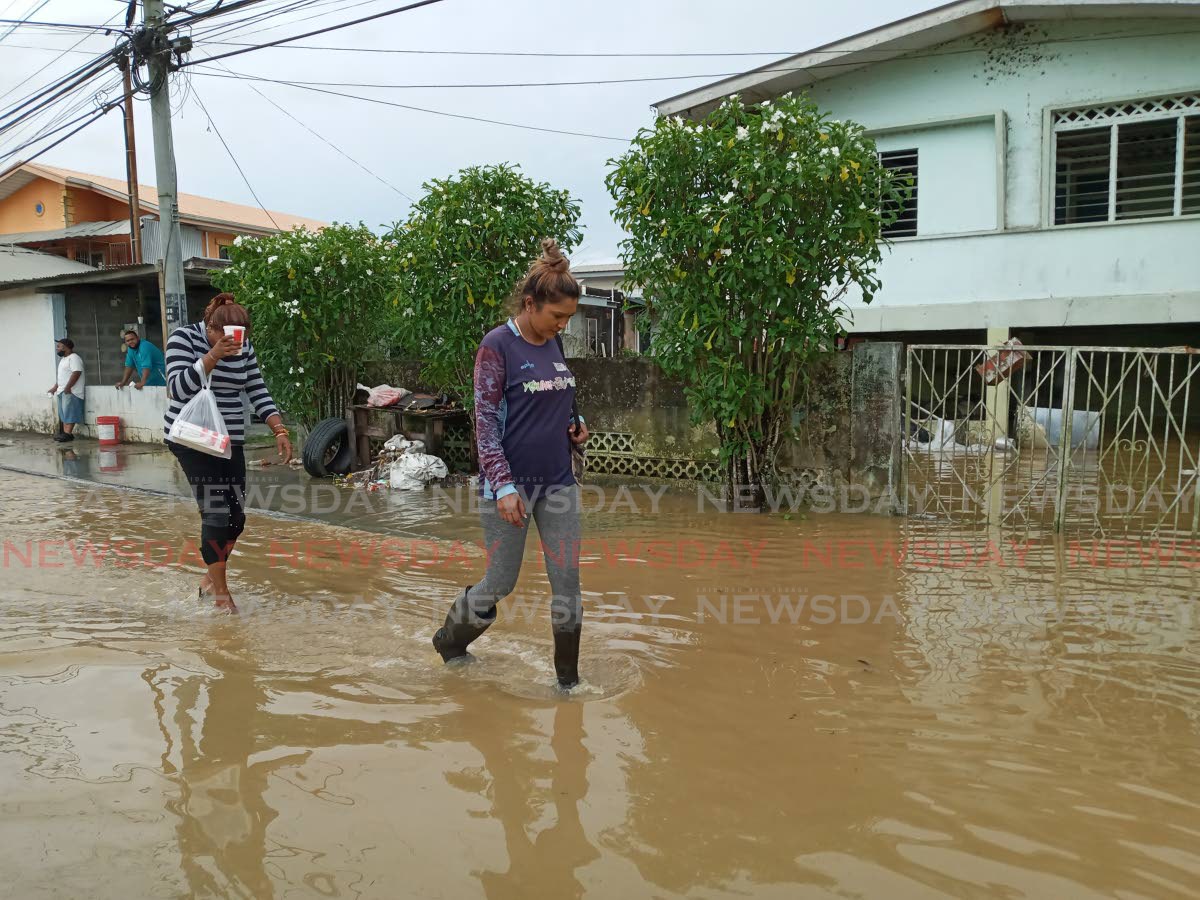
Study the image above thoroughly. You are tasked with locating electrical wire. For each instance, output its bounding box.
[0,96,120,164]
[0,16,126,33]
[0,49,121,134]
[0,100,120,169]
[191,64,811,90]
[212,60,414,201]
[195,25,1200,59]
[192,69,627,141]
[0,0,52,43]
[188,81,281,228]
[0,7,125,108]
[178,0,448,67]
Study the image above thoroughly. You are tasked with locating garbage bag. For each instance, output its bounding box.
[383,435,425,455]
[389,453,448,490]
[357,383,411,408]
[167,366,231,458]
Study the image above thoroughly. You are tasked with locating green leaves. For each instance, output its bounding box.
[388,163,582,407]
[606,92,898,484]
[210,223,407,427]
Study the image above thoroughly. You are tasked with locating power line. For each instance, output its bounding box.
[177,0,448,67]
[0,16,126,33]
[0,0,50,43]
[212,60,414,201]
[189,81,281,228]
[0,100,120,169]
[0,7,125,108]
[192,69,628,141]
[0,97,120,165]
[195,25,1200,59]
[193,64,805,90]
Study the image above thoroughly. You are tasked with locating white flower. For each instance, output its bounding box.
[366,269,373,276]
[314,266,322,275]
[831,146,840,157]
[720,248,732,256]
[736,126,749,141]
[233,236,243,246]
[298,367,304,374]
[721,191,735,203]
[341,256,348,265]
[267,255,278,264]
[289,367,294,374]
[767,237,773,243]
[695,124,703,133]
[295,382,301,387]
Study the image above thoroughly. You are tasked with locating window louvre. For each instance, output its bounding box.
[1115,119,1177,219]
[1053,94,1199,225]
[880,148,918,238]
[1184,116,1200,216]
[1055,126,1110,224]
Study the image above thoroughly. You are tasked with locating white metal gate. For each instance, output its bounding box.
[904,345,1200,535]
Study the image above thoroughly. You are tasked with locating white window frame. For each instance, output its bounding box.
[1047,92,1200,228]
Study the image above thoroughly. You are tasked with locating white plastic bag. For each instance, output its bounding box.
[389,453,448,490]
[167,364,231,458]
[356,382,411,408]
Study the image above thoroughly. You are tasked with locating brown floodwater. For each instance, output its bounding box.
[2,470,1199,899]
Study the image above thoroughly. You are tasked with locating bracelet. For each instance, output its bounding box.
[271,425,289,436]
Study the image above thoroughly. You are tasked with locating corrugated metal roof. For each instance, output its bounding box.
[0,220,129,244]
[0,246,95,284]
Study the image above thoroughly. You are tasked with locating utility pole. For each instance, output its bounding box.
[117,55,142,266]
[142,0,188,333]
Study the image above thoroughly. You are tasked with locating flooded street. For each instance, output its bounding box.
[2,468,1200,898]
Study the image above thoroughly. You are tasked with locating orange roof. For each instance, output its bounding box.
[4,162,326,234]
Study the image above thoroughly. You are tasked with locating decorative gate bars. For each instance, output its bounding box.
[904,345,1200,535]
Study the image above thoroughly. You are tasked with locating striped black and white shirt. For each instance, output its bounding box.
[164,323,280,444]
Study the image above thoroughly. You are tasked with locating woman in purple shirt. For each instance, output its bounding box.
[432,239,590,688]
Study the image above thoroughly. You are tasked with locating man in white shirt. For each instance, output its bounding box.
[47,338,86,443]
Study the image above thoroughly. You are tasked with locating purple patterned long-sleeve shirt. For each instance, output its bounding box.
[475,320,577,499]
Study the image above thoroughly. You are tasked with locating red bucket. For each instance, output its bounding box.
[96,415,122,446]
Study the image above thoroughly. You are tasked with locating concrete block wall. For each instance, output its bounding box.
[64,286,149,388]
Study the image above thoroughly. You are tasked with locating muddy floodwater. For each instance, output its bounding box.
[2,468,1200,899]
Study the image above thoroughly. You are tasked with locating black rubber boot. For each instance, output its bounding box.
[432,587,495,663]
[553,627,582,689]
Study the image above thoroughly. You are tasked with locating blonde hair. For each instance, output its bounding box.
[508,238,581,315]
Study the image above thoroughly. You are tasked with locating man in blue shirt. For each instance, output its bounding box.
[115,329,167,389]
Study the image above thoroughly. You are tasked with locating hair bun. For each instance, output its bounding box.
[540,237,570,274]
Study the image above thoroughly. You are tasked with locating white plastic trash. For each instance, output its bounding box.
[383,435,425,455]
[389,453,448,490]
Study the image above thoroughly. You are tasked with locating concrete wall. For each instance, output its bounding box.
[798,18,1200,332]
[65,286,154,387]
[0,287,58,432]
[79,386,167,443]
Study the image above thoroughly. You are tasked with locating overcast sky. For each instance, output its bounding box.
[1,0,939,262]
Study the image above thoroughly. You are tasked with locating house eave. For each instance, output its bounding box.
[653,0,1200,118]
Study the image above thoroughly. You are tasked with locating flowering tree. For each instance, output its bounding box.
[390,163,581,405]
[211,223,405,427]
[606,93,909,506]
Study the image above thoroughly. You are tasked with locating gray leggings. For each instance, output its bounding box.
[467,486,582,630]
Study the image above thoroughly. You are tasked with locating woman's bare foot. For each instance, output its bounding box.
[213,594,238,614]
[198,574,214,599]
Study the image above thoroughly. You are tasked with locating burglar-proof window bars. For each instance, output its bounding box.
[1053,93,1200,225]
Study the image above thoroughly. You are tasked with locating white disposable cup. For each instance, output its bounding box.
[223,325,245,349]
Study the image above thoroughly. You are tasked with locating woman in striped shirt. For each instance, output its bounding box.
[165,293,292,612]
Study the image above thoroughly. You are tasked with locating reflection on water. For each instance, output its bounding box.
[1,471,1199,898]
